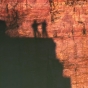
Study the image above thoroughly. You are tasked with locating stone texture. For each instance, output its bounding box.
[1,0,88,88]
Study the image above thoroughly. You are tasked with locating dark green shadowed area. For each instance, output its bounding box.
[0,20,71,88]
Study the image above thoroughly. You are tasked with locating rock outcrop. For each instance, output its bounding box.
[0,0,88,88]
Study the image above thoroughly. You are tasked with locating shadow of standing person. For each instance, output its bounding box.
[0,20,7,39]
[0,20,21,88]
[32,20,40,38]
[42,20,48,38]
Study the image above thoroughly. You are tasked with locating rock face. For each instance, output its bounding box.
[0,0,88,88]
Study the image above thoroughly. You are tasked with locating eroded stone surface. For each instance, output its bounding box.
[0,0,88,88]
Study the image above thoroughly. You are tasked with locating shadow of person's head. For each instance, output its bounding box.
[34,20,37,23]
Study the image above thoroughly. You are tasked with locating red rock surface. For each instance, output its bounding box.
[1,0,88,88]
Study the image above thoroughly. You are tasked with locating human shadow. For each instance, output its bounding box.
[32,20,40,38]
[32,20,48,38]
[0,24,71,88]
[0,20,7,38]
[42,20,48,38]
